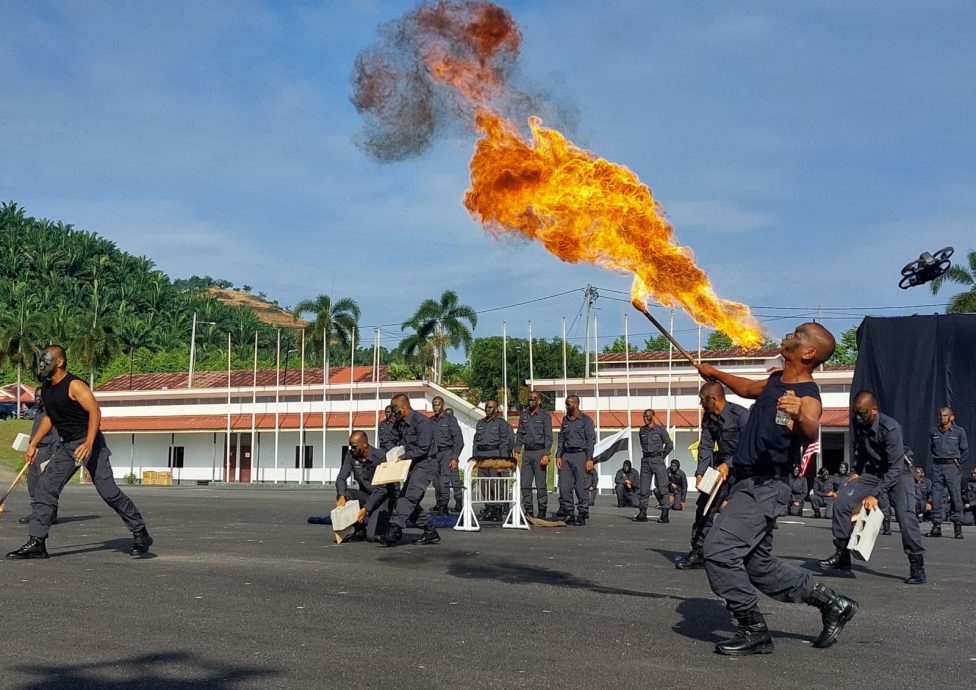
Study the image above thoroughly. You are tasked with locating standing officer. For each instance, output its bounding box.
[633,409,674,524]
[696,322,857,655]
[555,395,595,526]
[377,405,398,451]
[8,345,152,560]
[668,459,688,511]
[788,465,808,516]
[675,382,749,570]
[614,460,640,507]
[380,394,439,547]
[472,399,513,522]
[927,406,969,539]
[430,396,464,515]
[515,390,552,519]
[818,391,926,584]
[333,430,391,542]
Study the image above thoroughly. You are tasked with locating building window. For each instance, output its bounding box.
[295,445,313,469]
[168,446,185,468]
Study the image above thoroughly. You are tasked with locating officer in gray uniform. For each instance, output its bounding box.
[472,399,512,522]
[555,395,595,526]
[697,322,857,656]
[430,396,464,515]
[633,409,674,523]
[18,404,70,526]
[675,382,749,570]
[515,390,552,519]
[826,462,852,494]
[8,345,152,560]
[614,460,640,508]
[377,405,398,451]
[927,406,969,539]
[788,465,808,516]
[809,467,830,518]
[380,394,439,547]
[668,459,688,510]
[333,430,390,542]
[818,391,925,584]
[913,466,933,521]
[964,468,976,526]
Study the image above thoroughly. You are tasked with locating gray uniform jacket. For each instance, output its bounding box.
[473,416,512,458]
[377,420,398,451]
[335,446,386,499]
[557,413,595,459]
[614,468,640,488]
[515,409,552,453]
[639,424,673,459]
[929,424,969,462]
[432,412,464,458]
[395,410,434,462]
[852,412,905,476]
[697,402,750,476]
[789,475,808,500]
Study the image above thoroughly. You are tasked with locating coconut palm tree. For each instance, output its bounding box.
[292,294,361,380]
[400,290,477,384]
[930,248,976,313]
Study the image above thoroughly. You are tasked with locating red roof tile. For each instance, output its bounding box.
[598,348,780,363]
[101,411,392,433]
[97,365,388,392]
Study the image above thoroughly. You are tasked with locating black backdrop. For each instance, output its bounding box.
[851,314,976,476]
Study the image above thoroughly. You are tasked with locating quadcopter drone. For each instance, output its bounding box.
[899,246,954,289]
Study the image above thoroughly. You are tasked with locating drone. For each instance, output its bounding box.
[899,246,954,289]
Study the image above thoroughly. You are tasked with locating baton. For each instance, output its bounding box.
[0,463,30,511]
[631,300,697,366]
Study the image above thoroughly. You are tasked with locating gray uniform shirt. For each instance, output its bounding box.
[432,412,464,458]
[929,424,969,461]
[639,424,674,458]
[395,410,434,462]
[515,409,552,453]
[473,416,512,458]
[696,402,750,477]
[335,446,386,499]
[557,413,595,459]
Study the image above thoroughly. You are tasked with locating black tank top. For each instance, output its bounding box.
[41,373,91,442]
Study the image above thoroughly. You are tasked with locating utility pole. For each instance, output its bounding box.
[582,284,599,379]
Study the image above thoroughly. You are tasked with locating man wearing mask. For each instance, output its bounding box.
[614,460,640,508]
[430,396,464,515]
[788,465,808,517]
[634,409,674,524]
[914,466,933,522]
[809,467,830,519]
[826,462,852,495]
[927,406,969,539]
[818,391,925,585]
[668,459,688,511]
[515,391,552,519]
[555,395,595,526]
[472,399,513,522]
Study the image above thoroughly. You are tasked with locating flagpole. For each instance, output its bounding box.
[624,313,633,466]
[527,320,534,389]
[665,308,674,432]
[593,316,601,439]
[299,329,306,485]
[561,316,568,399]
[348,328,355,436]
[274,329,280,485]
[373,327,381,443]
[226,332,232,483]
[502,322,508,415]
[251,330,258,484]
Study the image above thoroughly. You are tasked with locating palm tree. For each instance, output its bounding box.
[117,316,152,389]
[292,295,361,381]
[400,290,477,384]
[930,248,976,313]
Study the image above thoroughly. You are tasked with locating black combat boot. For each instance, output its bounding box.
[881,517,892,536]
[452,500,463,513]
[632,509,648,523]
[565,513,577,525]
[806,583,858,648]
[812,510,823,519]
[129,528,154,558]
[553,507,570,520]
[380,524,403,547]
[953,523,964,539]
[6,537,49,560]
[715,610,773,656]
[574,512,587,527]
[346,524,368,542]
[925,525,942,538]
[414,522,441,546]
[657,508,670,524]
[817,538,852,571]
[675,548,705,570]
[904,554,926,584]
[537,508,547,520]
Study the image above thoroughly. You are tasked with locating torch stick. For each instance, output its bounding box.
[631,300,697,366]
[0,463,30,513]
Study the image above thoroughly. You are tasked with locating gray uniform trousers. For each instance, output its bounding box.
[831,468,924,556]
[434,448,463,507]
[520,449,548,511]
[703,476,814,616]
[930,462,963,527]
[29,437,145,540]
[615,484,640,507]
[390,458,437,529]
[25,442,57,499]
[690,480,732,551]
[558,451,589,515]
[639,455,671,510]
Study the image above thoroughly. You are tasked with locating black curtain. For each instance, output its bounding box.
[851,314,976,476]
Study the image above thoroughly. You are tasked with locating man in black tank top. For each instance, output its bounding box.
[6,345,152,560]
[693,323,857,656]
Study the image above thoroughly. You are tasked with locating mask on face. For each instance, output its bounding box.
[35,349,57,381]
[854,408,872,427]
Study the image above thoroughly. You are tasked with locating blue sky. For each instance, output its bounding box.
[2,0,973,354]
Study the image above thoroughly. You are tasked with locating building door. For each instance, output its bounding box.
[239,444,252,483]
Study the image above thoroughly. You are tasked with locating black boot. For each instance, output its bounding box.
[129,528,153,558]
[452,500,463,513]
[414,523,441,546]
[17,516,30,525]
[657,508,670,524]
[675,548,705,570]
[812,510,823,519]
[926,525,942,538]
[537,508,547,521]
[523,506,535,519]
[881,518,891,536]
[806,583,858,648]
[380,524,403,547]
[573,512,587,527]
[904,554,926,584]
[817,538,852,571]
[6,537,48,560]
[715,610,774,656]
[632,509,648,523]
[553,507,570,520]
[954,523,964,539]
[346,524,368,542]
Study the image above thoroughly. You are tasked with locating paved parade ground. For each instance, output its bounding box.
[0,485,973,689]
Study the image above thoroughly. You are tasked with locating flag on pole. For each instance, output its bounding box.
[800,437,821,474]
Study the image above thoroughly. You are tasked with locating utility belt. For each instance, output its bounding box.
[524,444,547,451]
[437,445,454,451]
[563,446,586,453]
[934,458,960,465]
[477,444,500,452]
[733,464,790,480]
[641,453,664,460]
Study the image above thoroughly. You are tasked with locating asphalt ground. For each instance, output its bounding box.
[0,485,973,689]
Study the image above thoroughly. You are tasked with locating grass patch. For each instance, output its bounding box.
[0,420,32,472]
